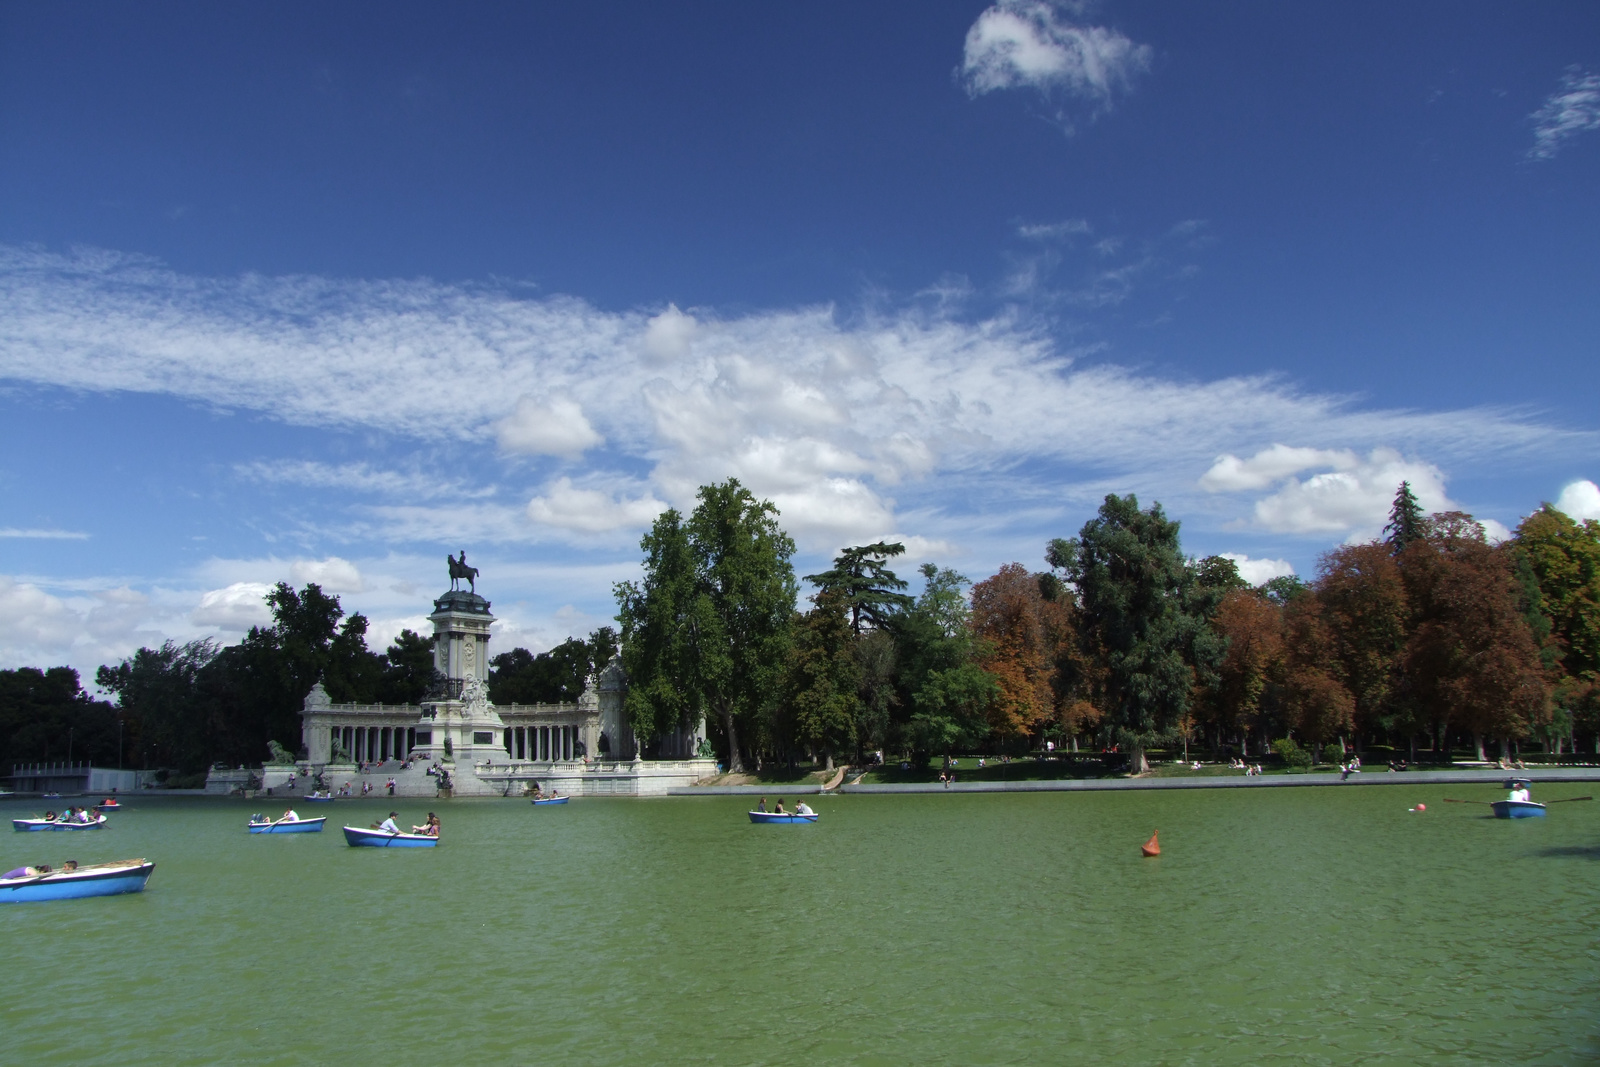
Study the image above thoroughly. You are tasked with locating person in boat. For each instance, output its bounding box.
[281,808,300,822]
[774,799,787,814]
[795,801,814,816]
[756,797,767,812]
[1509,781,1532,803]
[43,810,57,821]
[61,860,78,872]
[424,813,440,836]
[375,812,402,834]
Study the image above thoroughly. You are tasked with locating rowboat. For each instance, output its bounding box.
[531,796,569,805]
[748,810,818,824]
[94,800,123,811]
[248,816,326,834]
[0,859,154,903]
[302,794,335,802]
[1490,800,1547,819]
[342,825,438,847]
[13,815,107,832]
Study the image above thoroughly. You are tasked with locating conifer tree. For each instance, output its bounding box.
[1384,481,1425,554]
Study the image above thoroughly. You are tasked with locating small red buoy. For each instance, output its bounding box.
[1416,803,1426,811]
[1141,830,1160,857]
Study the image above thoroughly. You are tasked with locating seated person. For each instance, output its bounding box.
[43,810,57,821]
[795,801,814,816]
[281,809,300,822]
[374,812,402,834]
[756,797,767,812]
[61,860,78,872]
[1509,783,1531,803]
[774,799,787,814]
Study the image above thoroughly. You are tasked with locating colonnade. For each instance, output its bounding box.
[503,724,577,761]
[333,725,418,763]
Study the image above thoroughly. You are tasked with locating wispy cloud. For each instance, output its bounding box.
[960,0,1151,129]
[0,527,90,539]
[1529,66,1600,161]
[0,245,1586,561]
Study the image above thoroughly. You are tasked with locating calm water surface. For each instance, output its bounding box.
[3,786,1597,1066]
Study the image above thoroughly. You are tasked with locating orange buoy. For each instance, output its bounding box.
[1141,829,1160,857]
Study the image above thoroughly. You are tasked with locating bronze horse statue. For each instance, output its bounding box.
[448,550,480,593]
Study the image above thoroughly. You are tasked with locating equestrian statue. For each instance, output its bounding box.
[447,550,480,594]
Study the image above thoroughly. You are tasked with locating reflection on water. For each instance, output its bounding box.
[3,786,1598,1065]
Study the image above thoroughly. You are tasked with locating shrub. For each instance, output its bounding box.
[1272,737,1312,771]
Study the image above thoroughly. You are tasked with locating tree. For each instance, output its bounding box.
[783,589,862,768]
[969,563,1072,742]
[1512,505,1600,752]
[1315,543,1408,744]
[1280,594,1355,762]
[893,565,997,763]
[1400,514,1551,760]
[804,541,913,634]
[376,629,438,706]
[1210,589,1284,756]
[1,666,122,771]
[1384,481,1425,555]
[96,640,221,771]
[616,479,797,771]
[1048,494,1219,774]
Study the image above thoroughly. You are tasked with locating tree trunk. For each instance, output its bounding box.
[1408,734,1416,763]
[1474,732,1486,762]
[1129,745,1149,775]
[824,750,834,771]
[1499,737,1511,762]
[721,707,744,774]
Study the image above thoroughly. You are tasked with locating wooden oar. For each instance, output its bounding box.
[1442,798,1492,805]
[1546,795,1593,804]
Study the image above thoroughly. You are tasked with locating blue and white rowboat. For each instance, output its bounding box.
[1491,800,1547,819]
[248,816,326,834]
[342,825,438,847]
[0,859,154,903]
[13,815,107,832]
[748,810,818,824]
[531,796,569,805]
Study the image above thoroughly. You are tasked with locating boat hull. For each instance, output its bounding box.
[342,826,438,847]
[13,816,107,832]
[0,861,154,903]
[302,795,335,802]
[1491,800,1547,819]
[531,797,569,805]
[248,817,326,834]
[748,811,818,824]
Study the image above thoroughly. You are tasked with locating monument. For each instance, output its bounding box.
[291,556,715,797]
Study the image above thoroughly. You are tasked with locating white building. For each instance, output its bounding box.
[293,577,712,797]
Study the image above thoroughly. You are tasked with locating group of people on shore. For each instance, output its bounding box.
[1228,759,1266,775]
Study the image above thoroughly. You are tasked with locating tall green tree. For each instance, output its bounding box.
[1048,494,1220,774]
[783,588,862,768]
[616,479,797,771]
[1384,481,1425,554]
[893,564,998,763]
[804,541,914,634]
[1,666,123,771]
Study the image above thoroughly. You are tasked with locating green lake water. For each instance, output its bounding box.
[3,786,1598,1066]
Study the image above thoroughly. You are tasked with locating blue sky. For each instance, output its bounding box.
[2,1,1598,677]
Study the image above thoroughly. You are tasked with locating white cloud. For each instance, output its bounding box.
[1218,553,1295,586]
[0,577,82,654]
[1250,451,1450,536]
[1204,445,1452,537]
[526,478,668,534]
[642,303,697,362]
[961,1,1151,110]
[0,527,90,540]
[1480,518,1512,544]
[1529,66,1600,162]
[496,395,603,456]
[1555,479,1600,521]
[191,582,273,629]
[289,556,364,593]
[235,459,495,501]
[1200,444,1355,492]
[0,246,1585,560]
[1018,219,1091,241]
